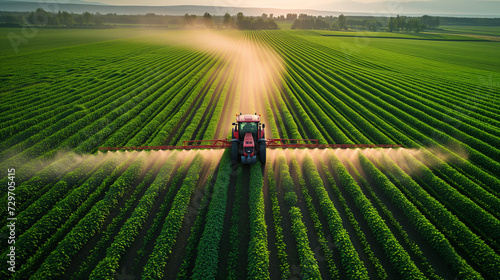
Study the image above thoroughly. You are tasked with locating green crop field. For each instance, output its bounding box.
[1,27,499,280]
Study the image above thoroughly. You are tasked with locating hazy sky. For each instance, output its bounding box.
[91,0,500,10]
[90,0,393,9]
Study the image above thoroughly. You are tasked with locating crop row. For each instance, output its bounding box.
[0,48,194,150]
[82,152,178,279]
[280,31,500,186]
[276,154,321,279]
[30,153,150,278]
[369,151,500,278]
[141,153,204,279]
[290,158,339,279]
[325,153,425,279]
[0,46,187,133]
[266,160,290,279]
[191,151,231,279]
[247,162,270,279]
[78,52,216,151]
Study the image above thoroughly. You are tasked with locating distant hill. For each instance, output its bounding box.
[324,0,500,17]
[0,1,341,17]
[1,1,499,17]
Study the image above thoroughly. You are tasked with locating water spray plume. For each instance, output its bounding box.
[146,30,284,137]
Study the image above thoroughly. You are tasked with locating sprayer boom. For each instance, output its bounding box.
[98,113,402,164]
[98,139,402,151]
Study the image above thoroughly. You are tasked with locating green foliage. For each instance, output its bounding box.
[362,153,498,278]
[191,151,232,279]
[0,157,115,262]
[30,154,149,279]
[141,154,204,279]
[266,161,290,279]
[289,207,322,279]
[291,157,339,279]
[235,13,278,30]
[87,153,178,279]
[1,27,499,279]
[226,166,243,280]
[247,162,270,280]
[319,159,387,279]
[326,154,426,279]
[301,155,369,280]
[177,159,219,280]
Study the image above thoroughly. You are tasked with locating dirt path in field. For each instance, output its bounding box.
[161,31,284,140]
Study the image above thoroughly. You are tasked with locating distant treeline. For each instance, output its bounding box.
[183,12,278,29]
[291,14,500,32]
[291,14,441,33]
[439,17,500,26]
[1,9,499,30]
[0,9,279,29]
[0,9,110,28]
[0,9,186,28]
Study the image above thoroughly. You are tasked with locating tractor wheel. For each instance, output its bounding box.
[231,141,239,162]
[259,140,266,165]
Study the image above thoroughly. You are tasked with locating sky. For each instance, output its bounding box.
[79,0,500,15]
[5,0,500,15]
[87,0,496,8]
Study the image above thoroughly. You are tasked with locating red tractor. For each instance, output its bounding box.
[231,113,266,164]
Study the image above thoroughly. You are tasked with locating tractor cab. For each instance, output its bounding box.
[231,113,266,164]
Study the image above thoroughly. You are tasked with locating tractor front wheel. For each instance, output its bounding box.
[259,140,266,165]
[231,141,239,162]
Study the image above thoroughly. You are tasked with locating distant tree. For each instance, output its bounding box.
[397,15,407,31]
[315,19,330,30]
[1,15,20,24]
[234,13,277,30]
[364,19,380,31]
[262,13,268,19]
[331,21,340,30]
[28,8,49,26]
[388,17,396,32]
[94,17,104,28]
[407,18,424,33]
[48,10,74,27]
[338,14,346,30]
[269,13,273,19]
[82,11,92,25]
[292,17,330,30]
[203,12,213,27]
[184,13,197,25]
[299,13,308,19]
[421,15,440,29]
[239,18,252,29]
[236,12,244,24]
[286,13,297,20]
[223,12,232,27]
[292,18,313,29]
